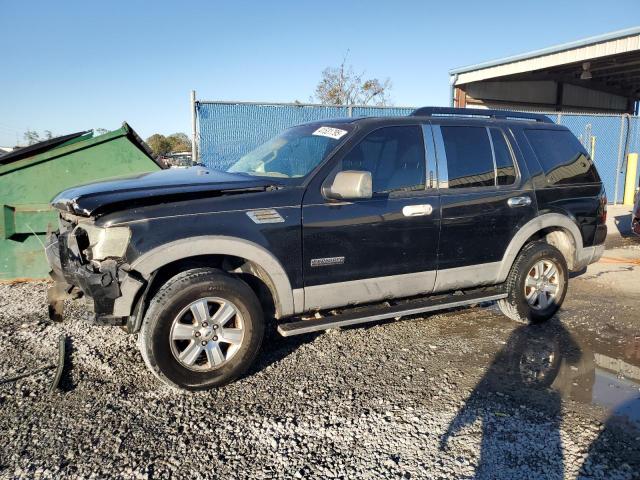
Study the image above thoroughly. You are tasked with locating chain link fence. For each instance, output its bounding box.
[195,100,640,204]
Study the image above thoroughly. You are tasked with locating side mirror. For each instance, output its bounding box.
[325,170,372,200]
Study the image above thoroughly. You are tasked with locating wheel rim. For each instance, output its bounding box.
[169,297,245,371]
[523,259,561,311]
[518,342,557,385]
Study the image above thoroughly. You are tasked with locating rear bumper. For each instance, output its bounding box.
[45,231,128,325]
[574,244,605,270]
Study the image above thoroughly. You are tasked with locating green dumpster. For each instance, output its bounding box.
[0,123,163,280]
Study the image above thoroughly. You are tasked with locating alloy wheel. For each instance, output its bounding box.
[169,297,245,371]
[524,259,561,311]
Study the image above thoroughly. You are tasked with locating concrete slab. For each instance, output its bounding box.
[604,205,638,249]
[606,205,633,237]
[575,246,640,298]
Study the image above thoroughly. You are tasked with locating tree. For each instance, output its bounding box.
[314,55,392,106]
[166,133,192,152]
[23,130,40,145]
[94,128,110,135]
[145,133,192,157]
[146,134,172,156]
[22,129,56,145]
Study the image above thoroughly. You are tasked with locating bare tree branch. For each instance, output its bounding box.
[313,55,392,107]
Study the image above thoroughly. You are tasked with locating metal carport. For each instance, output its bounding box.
[450,27,640,113]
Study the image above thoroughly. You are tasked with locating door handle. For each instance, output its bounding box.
[402,204,433,217]
[507,196,532,208]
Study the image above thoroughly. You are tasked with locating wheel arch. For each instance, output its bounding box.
[497,213,583,282]
[114,236,297,324]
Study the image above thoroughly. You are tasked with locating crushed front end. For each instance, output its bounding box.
[46,211,131,325]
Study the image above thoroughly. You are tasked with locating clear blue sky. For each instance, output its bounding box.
[0,0,638,146]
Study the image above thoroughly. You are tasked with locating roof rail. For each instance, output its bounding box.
[410,107,553,124]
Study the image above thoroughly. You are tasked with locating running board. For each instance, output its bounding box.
[277,288,507,337]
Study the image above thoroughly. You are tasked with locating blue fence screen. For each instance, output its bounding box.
[197,102,640,203]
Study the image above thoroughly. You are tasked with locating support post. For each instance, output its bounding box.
[555,82,564,111]
[614,115,626,205]
[191,90,197,165]
[449,74,458,107]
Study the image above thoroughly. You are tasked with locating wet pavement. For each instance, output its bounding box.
[430,275,640,478]
[565,326,640,427]
[472,306,640,429]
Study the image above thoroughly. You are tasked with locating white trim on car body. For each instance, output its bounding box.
[113,212,603,319]
[126,236,296,318]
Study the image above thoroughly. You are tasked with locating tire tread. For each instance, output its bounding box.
[498,241,568,324]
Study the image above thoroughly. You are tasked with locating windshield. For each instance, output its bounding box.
[227,124,352,180]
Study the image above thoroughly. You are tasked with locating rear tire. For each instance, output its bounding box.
[498,242,568,324]
[138,268,264,391]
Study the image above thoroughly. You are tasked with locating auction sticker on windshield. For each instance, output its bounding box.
[312,126,348,140]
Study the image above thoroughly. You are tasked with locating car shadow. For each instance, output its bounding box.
[579,401,640,478]
[439,317,582,479]
[570,267,588,278]
[243,324,320,378]
[613,213,633,237]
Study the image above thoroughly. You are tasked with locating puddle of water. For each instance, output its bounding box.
[460,315,640,428]
[558,329,640,427]
[590,369,640,424]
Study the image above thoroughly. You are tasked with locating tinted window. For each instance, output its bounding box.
[525,129,600,185]
[441,126,494,188]
[340,126,425,194]
[490,129,516,186]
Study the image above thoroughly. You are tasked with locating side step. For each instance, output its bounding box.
[277,287,507,337]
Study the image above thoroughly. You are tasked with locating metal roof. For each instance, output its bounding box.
[449,27,640,108]
[450,26,640,75]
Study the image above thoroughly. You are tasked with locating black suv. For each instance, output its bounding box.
[46,108,607,391]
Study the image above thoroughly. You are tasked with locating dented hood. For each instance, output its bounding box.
[51,167,280,216]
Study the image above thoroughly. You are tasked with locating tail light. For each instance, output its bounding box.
[599,190,607,224]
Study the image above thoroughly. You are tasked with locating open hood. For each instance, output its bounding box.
[51,167,281,217]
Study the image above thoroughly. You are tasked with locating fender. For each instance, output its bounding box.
[496,212,596,282]
[113,235,296,318]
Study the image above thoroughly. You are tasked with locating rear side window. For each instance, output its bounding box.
[440,126,494,188]
[524,129,600,185]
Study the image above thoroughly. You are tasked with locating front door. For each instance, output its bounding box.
[301,124,441,311]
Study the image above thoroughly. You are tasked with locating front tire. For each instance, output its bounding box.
[139,268,264,391]
[498,242,568,324]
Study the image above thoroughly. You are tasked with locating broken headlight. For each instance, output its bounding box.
[74,223,131,262]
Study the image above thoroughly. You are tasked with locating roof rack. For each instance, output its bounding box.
[410,107,553,124]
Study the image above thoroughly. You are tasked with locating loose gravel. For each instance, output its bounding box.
[1,279,639,479]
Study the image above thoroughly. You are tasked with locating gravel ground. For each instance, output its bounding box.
[1,265,639,479]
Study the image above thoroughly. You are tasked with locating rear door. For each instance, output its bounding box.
[519,127,604,247]
[432,121,537,290]
[301,124,441,310]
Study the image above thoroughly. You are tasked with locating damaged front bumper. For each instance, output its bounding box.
[45,230,129,325]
